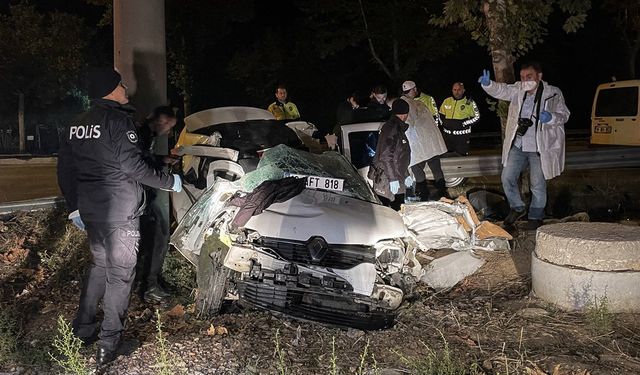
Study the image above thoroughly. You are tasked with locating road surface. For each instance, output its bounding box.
[0,158,59,203]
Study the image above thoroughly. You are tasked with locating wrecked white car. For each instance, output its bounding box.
[170,107,421,329]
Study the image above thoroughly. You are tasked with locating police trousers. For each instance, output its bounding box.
[139,190,170,290]
[73,219,140,351]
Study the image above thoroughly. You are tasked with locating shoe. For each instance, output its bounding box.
[523,219,544,231]
[503,209,526,226]
[77,332,98,347]
[96,346,117,366]
[144,285,172,303]
[415,181,430,202]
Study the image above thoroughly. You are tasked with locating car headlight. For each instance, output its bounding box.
[374,239,407,275]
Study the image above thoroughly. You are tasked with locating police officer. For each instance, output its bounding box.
[413,84,442,126]
[267,84,301,120]
[138,106,179,303]
[439,82,480,155]
[57,67,182,366]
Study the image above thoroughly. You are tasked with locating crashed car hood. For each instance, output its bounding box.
[244,189,406,245]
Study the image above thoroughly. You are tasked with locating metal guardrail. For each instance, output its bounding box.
[426,147,640,179]
[0,197,64,215]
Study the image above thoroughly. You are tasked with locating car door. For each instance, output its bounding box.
[340,122,384,183]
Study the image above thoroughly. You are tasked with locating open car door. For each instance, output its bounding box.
[340,122,384,183]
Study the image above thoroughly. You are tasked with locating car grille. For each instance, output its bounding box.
[255,237,375,270]
[237,279,395,330]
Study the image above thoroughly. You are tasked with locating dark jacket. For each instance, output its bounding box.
[57,99,175,222]
[368,115,411,201]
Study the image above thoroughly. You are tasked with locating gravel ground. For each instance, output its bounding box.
[2,209,640,375]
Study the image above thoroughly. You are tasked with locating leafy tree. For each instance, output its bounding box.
[166,0,255,115]
[431,0,591,83]
[296,0,460,81]
[431,0,590,137]
[603,0,640,78]
[0,3,88,151]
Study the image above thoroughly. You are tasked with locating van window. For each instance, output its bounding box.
[595,87,639,117]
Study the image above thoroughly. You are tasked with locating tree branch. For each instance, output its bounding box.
[357,0,392,78]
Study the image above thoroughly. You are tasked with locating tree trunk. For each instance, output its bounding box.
[629,38,639,79]
[18,91,25,154]
[482,0,515,140]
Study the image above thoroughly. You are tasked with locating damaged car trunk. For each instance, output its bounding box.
[171,144,421,330]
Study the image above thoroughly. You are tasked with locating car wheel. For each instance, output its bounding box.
[196,235,233,316]
[445,177,467,188]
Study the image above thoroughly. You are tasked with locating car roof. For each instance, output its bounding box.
[184,107,275,133]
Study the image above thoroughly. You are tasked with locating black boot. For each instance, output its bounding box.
[433,179,449,200]
[415,181,430,202]
[96,346,117,367]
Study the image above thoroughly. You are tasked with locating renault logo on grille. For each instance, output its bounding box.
[307,237,329,262]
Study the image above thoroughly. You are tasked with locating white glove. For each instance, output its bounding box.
[404,176,413,188]
[390,180,400,195]
[68,210,85,231]
[171,174,183,193]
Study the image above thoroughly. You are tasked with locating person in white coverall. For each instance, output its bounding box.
[401,81,449,200]
[478,61,570,230]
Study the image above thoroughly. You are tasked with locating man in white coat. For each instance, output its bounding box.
[401,81,449,200]
[478,61,570,230]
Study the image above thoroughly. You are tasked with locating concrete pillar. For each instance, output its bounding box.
[113,0,170,228]
[113,0,167,124]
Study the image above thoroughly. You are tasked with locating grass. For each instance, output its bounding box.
[49,315,89,375]
[0,304,19,366]
[396,331,480,375]
[274,328,287,375]
[586,295,614,335]
[154,309,184,375]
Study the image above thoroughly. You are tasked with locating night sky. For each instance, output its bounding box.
[0,0,634,136]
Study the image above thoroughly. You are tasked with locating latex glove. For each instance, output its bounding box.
[324,133,338,150]
[404,175,414,187]
[171,174,183,193]
[390,180,400,195]
[68,210,85,231]
[478,69,491,86]
[539,110,552,124]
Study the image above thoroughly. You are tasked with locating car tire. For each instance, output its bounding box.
[195,235,233,316]
[444,176,467,188]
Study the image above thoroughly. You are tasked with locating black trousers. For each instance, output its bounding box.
[443,133,470,156]
[73,219,140,351]
[139,190,170,290]
[411,155,445,184]
[379,194,405,211]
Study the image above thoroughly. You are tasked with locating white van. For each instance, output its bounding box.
[591,80,640,146]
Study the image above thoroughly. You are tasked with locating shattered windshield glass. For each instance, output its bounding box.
[239,144,379,203]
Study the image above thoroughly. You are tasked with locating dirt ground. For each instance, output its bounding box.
[1,207,640,375]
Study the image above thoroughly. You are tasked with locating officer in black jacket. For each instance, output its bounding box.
[57,67,183,366]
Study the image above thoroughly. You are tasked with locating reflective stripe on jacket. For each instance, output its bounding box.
[439,97,480,127]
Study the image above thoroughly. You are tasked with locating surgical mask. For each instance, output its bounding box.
[374,93,387,104]
[521,80,538,91]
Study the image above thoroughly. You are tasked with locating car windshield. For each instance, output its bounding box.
[239,144,379,204]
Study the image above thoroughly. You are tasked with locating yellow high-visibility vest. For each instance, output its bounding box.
[268,101,301,120]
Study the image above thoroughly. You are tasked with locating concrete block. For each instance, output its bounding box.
[531,252,640,312]
[536,222,640,271]
[421,251,485,290]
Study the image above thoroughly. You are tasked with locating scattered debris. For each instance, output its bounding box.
[420,251,486,290]
[401,196,512,252]
[167,304,185,319]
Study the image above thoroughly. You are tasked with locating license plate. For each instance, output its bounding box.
[285,173,344,192]
[594,125,612,134]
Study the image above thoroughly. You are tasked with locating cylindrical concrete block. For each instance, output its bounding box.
[536,222,640,271]
[531,252,640,312]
